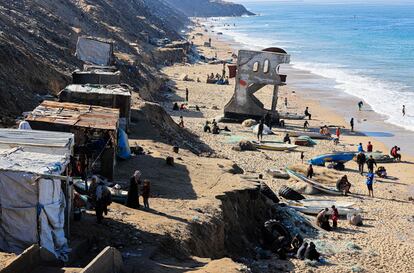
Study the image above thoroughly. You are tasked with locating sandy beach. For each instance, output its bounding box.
[160,22,414,272]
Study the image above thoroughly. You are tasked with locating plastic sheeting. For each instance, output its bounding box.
[76,37,113,66]
[0,172,69,259]
[117,129,131,160]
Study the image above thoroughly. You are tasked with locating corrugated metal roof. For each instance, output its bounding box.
[62,84,131,96]
[26,101,119,131]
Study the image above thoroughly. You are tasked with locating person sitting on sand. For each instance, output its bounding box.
[366,171,375,198]
[296,242,308,260]
[289,234,304,253]
[223,76,229,85]
[331,205,339,229]
[210,73,214,79]
[173,102,179,111]
[180,103,186,110]
[367,141,373,152]
[212,123,220,134]
[390,145,402,161]
[376,166,387,178]
[304,242,320,261]
[304,107,312,120]
[283,133,291,144]
[336,175,351,195]
[204,121,211,133]
[316,208,331,231]
[307,164,314,179]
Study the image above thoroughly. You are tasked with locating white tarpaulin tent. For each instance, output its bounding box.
[76,37,113,66]
[0,148,71,260]
[0,129,74,155]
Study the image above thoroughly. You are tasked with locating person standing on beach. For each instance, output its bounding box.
[402,105,406,116]
[356,152,366,175]
[336,127,341,139]
[284,97,288,108]
[367,141,373,152]
[366,155,377,173]
[178,116,184,128]
[303,120,309,130]
[366,171,375,197]
[331,205,339,229]
[127,170,142,209]
[357,143,364,153]
[304,107,312,120]
[257,119,264,142]
[358,101,364,111]
[350,118,354,132]
[185,88,189,102]
[300,152,305,163]
[307,164,314,179]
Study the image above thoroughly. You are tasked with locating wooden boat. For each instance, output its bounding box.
[285,130,332,140]
[253,141,298,151]
[286,168,343,196]
[286,200,361,216]
[309,152,356,166]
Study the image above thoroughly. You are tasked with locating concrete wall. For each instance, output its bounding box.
[81,247,123,273]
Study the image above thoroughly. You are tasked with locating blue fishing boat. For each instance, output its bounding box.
[309,152,356,166]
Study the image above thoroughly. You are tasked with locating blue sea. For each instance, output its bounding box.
[213,2,414,132]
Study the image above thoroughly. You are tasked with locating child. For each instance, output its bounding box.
[300,152,304,164]
[366,172,375,197]
[178,116,184,128]
[142,180,151,209]
[331,205,339,229]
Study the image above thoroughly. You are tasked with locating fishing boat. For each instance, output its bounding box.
[253,141,298,151]
[267,168,290,179]
[309,152,356,166]
[285,130,332,140]
[286,168,343,195]
[279,112,305,120]
[286,199,361,216]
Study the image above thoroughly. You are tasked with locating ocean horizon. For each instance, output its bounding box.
[211,1,414,134]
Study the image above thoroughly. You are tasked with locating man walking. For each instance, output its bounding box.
[356,152,366,175]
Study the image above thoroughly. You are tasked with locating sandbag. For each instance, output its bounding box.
[242,119,257,127]
[278,185,305,201]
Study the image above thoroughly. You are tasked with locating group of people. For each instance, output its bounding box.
[86,170,151,223]
[319,125,331,136]
[204,119,230,135]
[316,206,339,231]
[206,73,229,85]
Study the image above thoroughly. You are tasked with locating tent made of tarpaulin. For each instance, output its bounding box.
[0,129,74,156]
[76,37,113,66]
[0,148,70,260]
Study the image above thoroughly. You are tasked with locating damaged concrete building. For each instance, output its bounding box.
[224,48,290,122]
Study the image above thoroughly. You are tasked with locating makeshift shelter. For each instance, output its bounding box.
[25,101,120,181]
[58,84,131,131]
[75,37,114,66]
[0,129,74,155]
[0,148,71,259]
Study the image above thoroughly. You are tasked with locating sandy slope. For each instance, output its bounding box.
[160,24,414,272]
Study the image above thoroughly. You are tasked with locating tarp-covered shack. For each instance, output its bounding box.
[0,148,71,259]
[58,84,131,131]
[75,36,114,66]
[25,101,120,181]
